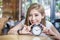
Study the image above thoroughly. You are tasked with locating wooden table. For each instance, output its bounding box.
[0,35,53,40]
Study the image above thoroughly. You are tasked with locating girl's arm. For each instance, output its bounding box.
[50,25,60,40]
[8,22,23,35]
[42,24,60,40]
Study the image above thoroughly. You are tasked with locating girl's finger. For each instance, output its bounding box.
[30,24,34,27]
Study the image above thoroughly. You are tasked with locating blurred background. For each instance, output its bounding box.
[0,0,60,35]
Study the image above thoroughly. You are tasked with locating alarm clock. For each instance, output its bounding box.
[30,24,42,36]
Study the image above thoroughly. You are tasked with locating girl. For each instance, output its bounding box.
[18,3,59,36]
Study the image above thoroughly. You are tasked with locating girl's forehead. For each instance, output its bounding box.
[29,9,41,14]
[30,9,38,12]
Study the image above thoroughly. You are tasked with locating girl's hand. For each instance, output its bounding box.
[42,24,57,36]
[19,25,32,35]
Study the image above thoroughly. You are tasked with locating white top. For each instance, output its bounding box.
[46,21,53,29]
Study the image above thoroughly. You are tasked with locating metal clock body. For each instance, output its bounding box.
[31,24,42,36]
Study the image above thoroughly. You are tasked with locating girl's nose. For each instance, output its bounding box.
[32,16,35,21]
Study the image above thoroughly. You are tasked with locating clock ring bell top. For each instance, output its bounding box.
[30,24,43,36]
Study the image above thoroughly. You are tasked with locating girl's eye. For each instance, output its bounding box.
[29,14,32,16]
[35,14,38,16]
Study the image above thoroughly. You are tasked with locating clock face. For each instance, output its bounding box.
[32,26,42,36]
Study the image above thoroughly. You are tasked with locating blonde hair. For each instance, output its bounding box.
[25,3,46,26]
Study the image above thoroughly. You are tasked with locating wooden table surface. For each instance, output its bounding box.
[18,35,53,40]
[0,35,53,40]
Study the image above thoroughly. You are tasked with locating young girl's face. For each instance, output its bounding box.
[28,9,44,25]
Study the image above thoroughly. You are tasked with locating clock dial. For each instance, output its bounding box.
[31,25,42,36]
